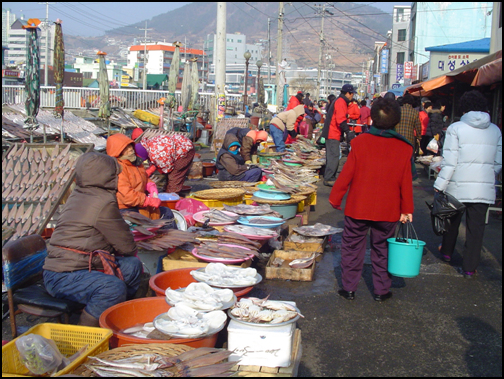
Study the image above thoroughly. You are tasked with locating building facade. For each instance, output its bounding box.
[204,33,263,66]
[389,6,411,87]
[73,56,123,85]
[2,8,17,46]
[409,2,494,67]
[125,42,206,88]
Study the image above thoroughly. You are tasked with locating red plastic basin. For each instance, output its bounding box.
[99,297,218,348]
[149,267,254,300]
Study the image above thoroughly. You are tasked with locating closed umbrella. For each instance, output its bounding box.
[97,51,111,136]
[180,61,191,113]
[189,57,199,110]
[53,19,65,142]
[22,18,42,143]
[165,41,182,130]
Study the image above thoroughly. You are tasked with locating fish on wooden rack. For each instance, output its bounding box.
[33,149,42,163]
[19,145,28,162]
[21,204,33,224]
[41,146,49,162]
[50,144,60,161]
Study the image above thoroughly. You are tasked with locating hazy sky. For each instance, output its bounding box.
[3,2,412,37]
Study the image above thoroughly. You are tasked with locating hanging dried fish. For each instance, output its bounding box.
[21,204,33,224]
[50,144,60,161]
[31,203,42,225]
[15,203,25,224]
[27,148,34,162]
[21,160,30,176]
[33,149,42,164]
[19,145,28,162]
[6,144,18,160]
[7,205,17,224]
[42,200,52,217]
[41,146,49,162]
[13,160,22,176]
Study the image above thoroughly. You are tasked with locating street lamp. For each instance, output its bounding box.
[256,60,263,107]
[243,50,251,111]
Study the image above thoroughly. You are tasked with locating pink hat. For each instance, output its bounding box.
[256,130,268,142]
[131,128,143,141]
[246,130,258,143]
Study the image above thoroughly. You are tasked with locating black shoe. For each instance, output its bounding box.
[374,292,393,302]
[338,289,355,300]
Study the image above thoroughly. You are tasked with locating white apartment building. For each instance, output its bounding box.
[389,6,411,86]
[73,55,123,83]
[2,8,17,46]
[6,18,55,71]
[204,33,263,65]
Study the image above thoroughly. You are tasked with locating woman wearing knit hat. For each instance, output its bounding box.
[216,133,263,182]
[225,127,269,164]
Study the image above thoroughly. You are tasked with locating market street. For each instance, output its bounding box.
[2,153,502,377]
[250,158,503,377]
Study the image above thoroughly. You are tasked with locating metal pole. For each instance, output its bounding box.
[38,2,54,86]
[244,58,249,111]
[140,21,152,90]
[276,2,284,107]
[267,17,271,85]
[316,4,326,100]
[215,2,227,124]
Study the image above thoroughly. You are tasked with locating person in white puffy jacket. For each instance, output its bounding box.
[434,90,502,279]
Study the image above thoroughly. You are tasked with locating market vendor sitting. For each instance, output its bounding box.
[225,127,269,164]
[131,128,196,193]
[107,133,176,228]
[217,133,263,182]
[43,152,142,327]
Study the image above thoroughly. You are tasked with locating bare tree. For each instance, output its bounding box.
[288,73,316,96]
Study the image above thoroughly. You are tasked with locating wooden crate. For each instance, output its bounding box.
[162,248,252,271]
[283,226,327,256]
[230,329,302,377]
[266,250,315,281]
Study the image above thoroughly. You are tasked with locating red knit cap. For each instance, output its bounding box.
[246,130,258,143]
[256,130,268,142]
[131,128,143,140]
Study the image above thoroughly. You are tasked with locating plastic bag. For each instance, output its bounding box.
[426,191,466,235]
[175,198,209,226]
[427,138,439,154]
[15,334,68,375]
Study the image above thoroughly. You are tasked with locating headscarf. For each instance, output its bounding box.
[228,141,241,155]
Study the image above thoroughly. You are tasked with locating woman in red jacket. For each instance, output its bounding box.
[329,98,414,302]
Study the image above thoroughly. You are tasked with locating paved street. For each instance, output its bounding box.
[3,153,502,377]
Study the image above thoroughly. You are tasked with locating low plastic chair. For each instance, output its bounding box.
[2,235,84,338]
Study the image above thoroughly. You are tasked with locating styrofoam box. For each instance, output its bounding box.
[228,299,298,369]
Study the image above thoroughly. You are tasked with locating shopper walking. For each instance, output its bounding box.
[323,84,355,186]
[395,93,422,148]
[434,90,502,279]
[329,98,414,302]
[359,100,371,133]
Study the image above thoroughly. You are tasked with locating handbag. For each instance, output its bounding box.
[426,191,466,235]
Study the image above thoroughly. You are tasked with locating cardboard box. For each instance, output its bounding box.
[266,250,316,281]
[162,248,252,271]
[228,316,296,367]
[283,226,327,256]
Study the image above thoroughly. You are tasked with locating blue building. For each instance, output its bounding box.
[409,2,494,67]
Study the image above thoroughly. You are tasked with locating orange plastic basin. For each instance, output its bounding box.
[99,297,218,348]
[149,268,254,299]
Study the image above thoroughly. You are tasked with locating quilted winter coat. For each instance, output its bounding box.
[434,111,502,204]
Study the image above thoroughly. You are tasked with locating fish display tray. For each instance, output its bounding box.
[191,188,246,200]
[223,225,279,241]
[192,210,239,226]
[2,323,112,377]
[192,244,255,264]
[72,343,194,377]
[253,190,291,201]
[191,268,263,288]
[266,250,316,282]
[2,143,94,243]
[284,227,328,256]
[153,312,227,339]
[165,289,237,311]
[237,216,285,228]
[227,303,301,328]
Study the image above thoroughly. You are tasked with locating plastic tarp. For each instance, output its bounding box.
[471,58,502,86]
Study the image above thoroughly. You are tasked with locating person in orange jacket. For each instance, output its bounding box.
[106,133,177,228]
[347,99,362,136]
[286,91,305,144]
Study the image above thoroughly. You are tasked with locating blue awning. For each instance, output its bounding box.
[426,38,490,53]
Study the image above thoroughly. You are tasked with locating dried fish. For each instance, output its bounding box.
[44,157,52,174]
[4,171,15,189]
[289,252,320,268]
[14,204,25,224]
[27,148,34,162]
[224,224,277,237]
[42,171,53,186]
[31,203,41,224]
[19,145,28,162]
[50,144,60,161]
[21,160,30,176]
[223,204,273,215]
[271,257,285,267]
[11,175,22,191]
[32,185,45,202]
[293,223,343,237]
[49,168,60,185]
[6,144,18,160]
[58,153,70,169]
[4,186,13,202]
[18,187,31,202]
[12,187,25,202]
[13,160,22,176]
[2,206,9,223]
[28,218,38,235]
[38,159,46,175]
[30,160,38,176]
[21,204,33,224]
[41,146,49,162]
[202,209,240,223]
[5,159,14,175]
[60,169,73,184]
[42,199,52,217]
[11,223,23,240]
[32,174,44,189]
[8,205,17,223]
[39,186,51,202]
[59,144,71,159]
[247,217,282,225]
[33,149,42,163]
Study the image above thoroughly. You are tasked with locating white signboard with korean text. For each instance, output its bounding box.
[404,61,413,79]
[428,51,486,79]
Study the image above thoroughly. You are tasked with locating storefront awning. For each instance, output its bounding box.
[407,50,502,95]
[471,57,502,86]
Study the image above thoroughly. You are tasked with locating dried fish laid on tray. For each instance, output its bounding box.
[191,263,261,287]
[80,346,236,377]
[229,296,304,324]
[247,217,283,225]
[293,223,344,237]
[215,232,262,250]
[224,224,278,237]
[121,210,174,228]
[223,203,274,215]
[201,209,240,223]
[196,242,258,260]
[165,282,235,311]
[288,233,324,244]
[136,230,199,251]
[289,252,321,268]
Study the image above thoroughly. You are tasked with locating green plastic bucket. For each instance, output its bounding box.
[387,238,426,278]
[270,203,298,219]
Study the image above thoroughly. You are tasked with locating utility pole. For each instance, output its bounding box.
[215,2,227,122]
[139,21,152,90]
[275,2,284,108]
[267,17,271,85]
[316,3,327,101]
[39,2,54,86]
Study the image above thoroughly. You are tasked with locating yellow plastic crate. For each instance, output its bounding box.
[2,323,112,377]
[244,194,254,205]
[297,201,305,213]
[304,191,317,206]
[188,195,244,208]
